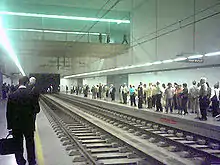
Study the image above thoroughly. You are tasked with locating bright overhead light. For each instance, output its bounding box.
[205,51,220,57]
[188,54,203,59]
[162,59,174,63]
[0,17,25,76]
[152,61,162,65]
[6,28,106,36]
[174,57,187,62]
[65,50,220,78]
[0,11,130,24]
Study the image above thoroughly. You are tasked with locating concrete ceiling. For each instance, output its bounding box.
[16,40,129,58]
[2,0,134,12]
[0,0,136,76]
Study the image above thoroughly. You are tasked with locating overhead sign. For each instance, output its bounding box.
[186,58,204,63]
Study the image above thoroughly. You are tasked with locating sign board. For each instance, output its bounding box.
[186,58,204,63]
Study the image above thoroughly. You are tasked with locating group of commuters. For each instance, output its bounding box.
[1,83,17,99]
[98,33,129,44]
[69,77,220,121]
[4,76,40,165]
[70,83,116,102]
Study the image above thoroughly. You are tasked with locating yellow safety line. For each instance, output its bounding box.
[35,125,45,165]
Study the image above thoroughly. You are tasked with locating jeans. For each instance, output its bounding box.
[199,96,209,120]
[147,97,152,108]
[156,94,163,112]
[166,98,173,113]
[182,97,188,114]
[130,94,136,106]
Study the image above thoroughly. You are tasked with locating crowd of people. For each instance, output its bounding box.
[1,83,17,99]
[68,77,220,121]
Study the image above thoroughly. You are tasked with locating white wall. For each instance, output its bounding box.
[60,78,77,91]
[129,67,220,87]
[3,75,12,85]
[83,76,107,87]
[72,0,220,76]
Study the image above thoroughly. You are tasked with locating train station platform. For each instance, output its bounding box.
[0,100,72,165]
[60,93,220,141]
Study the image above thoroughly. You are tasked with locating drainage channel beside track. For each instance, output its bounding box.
[52,94,220,165]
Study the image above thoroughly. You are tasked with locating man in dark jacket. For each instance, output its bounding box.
[6,76,37,165]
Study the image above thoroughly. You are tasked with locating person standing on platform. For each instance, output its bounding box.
[211,82,220,117]
[146,83,153,109]
[2,83,7,99]
[102,85,108,100]
[161,83,166,111]
[152,84,157,108]
[98,83,102,99]
[176,85,183,114]
[122,34,128,44]
[28,77,40,123]
[143,84,147,107]
[109,84,116,101]
[83,85,89,97]
[173,83,178,110]
[138,83,144,109]
[155,81,163,112]
[129,85,136,107]
[99,33,102,43]
[165,83,174,113]
[66,85,68,94]
[119,85,123,103]
[106,34,110,44]
[122,83,128,104]
[189,81,199,114]
[6,76,37,165]
[182,83,189,115]
[91,85,97,99]
[199,77,209,121]
[10,84,16,93]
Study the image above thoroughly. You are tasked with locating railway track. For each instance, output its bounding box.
[41,96,156,165]
[50,94,220,165]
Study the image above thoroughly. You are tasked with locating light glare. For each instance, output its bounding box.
[174,57,187,62]
[205,51,220,57]
[188,54,203,59]
[162,59,174,63]
[0,17,25,76]
[7,28,105,36]
[0,11,130,24]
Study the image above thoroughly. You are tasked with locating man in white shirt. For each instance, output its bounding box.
[189,81,199,114]
[122,83,128,104]
[165,83,174,113]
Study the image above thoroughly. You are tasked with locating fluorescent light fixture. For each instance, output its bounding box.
[0,11,130,24]
[144,63,153,66]
[162,59,174,63]
[64,50,220,78]
[188,54,203,59]
[0,17,25,76]
[174,57,187,62]
[6,28,106,36]
[205,51,220,57]
[152,61,162,65]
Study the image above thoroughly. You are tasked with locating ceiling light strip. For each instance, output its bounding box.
[0,11,130,24]
[0,17,25,76]
[205,51,220,57]
[6,28,106,36]
[64,51,220,78]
